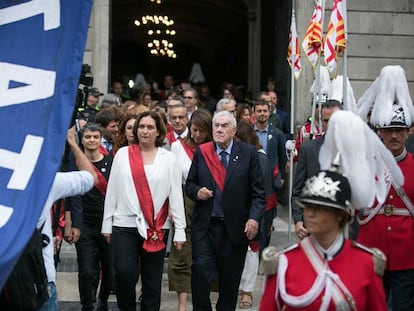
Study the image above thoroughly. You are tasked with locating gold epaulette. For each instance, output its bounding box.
[259,244,298,276]
[352,241,386,276]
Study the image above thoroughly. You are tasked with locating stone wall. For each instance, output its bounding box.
[294,0,414,126]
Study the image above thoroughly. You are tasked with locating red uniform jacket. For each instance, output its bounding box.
[358,152,414,270]
[259,240,387,311]
[294,122,323,162]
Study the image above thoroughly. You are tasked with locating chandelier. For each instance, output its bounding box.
[134,1,177,58]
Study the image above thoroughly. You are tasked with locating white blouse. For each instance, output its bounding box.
[170,140,192,184]
[101,146,186,242]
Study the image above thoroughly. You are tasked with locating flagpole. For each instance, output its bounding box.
[342,0,348,110]
[288,1,296,243]
[310,0,326,138]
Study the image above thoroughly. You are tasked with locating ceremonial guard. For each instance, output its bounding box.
[260,110,398,311]
[357,65,414,311]
[293,66,331,157]
[259,170,387,311]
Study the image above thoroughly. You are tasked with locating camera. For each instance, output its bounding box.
[71,64,94,127]
[76,64,94,110]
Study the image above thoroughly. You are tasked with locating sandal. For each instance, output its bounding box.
[239,292,253,309]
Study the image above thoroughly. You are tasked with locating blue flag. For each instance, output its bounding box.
[0,0,93,288]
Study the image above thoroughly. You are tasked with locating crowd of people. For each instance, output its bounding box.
[6,65,414,311]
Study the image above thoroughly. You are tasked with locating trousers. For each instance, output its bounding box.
[112,226,166,311]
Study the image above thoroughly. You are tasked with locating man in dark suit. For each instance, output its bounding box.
[185,110,265,311]
[291,137,325,238]
[269,91,291,139]
[291,100,342,239]
[253,100,287,250]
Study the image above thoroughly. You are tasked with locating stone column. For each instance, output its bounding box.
[89,0,111,94]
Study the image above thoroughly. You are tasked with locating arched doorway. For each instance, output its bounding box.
[111,0,249,96]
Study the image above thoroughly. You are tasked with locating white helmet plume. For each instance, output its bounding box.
[319,110,404,209]
[357,65,414,128]
[329,75,358,113]
[310,65,331,102]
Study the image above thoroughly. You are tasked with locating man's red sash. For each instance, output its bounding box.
[199,142,226,192]
[180,139,196,160]
[128,144,169,252]
[166,131,176,146]
[265,193,277,211]
[92,166,108,196]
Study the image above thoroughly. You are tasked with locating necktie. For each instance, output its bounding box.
[220,151,228,169]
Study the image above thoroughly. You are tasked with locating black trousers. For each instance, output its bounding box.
[112,226,166,311]
[75,222,113,311]
[191,218,247,311]
[383,268,414,311]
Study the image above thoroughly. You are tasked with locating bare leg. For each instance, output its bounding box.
[177,292,188,311]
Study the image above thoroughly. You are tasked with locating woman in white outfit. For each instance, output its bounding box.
[102,111,186,311]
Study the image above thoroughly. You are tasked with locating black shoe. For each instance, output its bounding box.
[94,300,108,311]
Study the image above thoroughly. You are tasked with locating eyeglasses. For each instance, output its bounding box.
[183,96,194,100]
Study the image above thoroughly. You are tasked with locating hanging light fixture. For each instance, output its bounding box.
[133,1,177,58]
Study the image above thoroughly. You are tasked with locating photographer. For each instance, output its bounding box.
[78,87,104,122]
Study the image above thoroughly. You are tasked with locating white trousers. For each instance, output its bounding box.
[239,248,259,293]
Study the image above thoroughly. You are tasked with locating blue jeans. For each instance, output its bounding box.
[38,282,57,311]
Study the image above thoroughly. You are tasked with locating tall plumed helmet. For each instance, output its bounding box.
[319,110,404,210]
[310,65,331,104]
[357,65,414,128]
[328,75,358,113]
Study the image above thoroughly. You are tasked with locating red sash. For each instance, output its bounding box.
[99,145,109,156]
[272,165,279,179]
[166,131,176,146]
[92,166,108,196]
[128,144,169,252]
[265,193,277,211]
[199,142,226,192]
[180,139,196,160]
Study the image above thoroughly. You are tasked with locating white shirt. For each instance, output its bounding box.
[37,171,94,283]
[102,146,186,242]
[174,127,188,140]
[170,140,192,184]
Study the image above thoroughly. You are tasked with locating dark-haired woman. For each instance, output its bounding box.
[102,111,186,311]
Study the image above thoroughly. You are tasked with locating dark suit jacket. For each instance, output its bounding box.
[276,109,291,139]
[185,140,265,245]
[265,125,287,189]
[291,136,324,223]
[268,113,282,132]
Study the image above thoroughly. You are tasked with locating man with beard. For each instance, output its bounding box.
[253,100,287,250]
[95,107,121,157]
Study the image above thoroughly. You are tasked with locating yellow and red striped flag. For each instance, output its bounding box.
[287,13,301,79]
[324,0,346,76]
[301,0,323,68]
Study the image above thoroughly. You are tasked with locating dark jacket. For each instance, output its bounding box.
[185,140,265,245]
